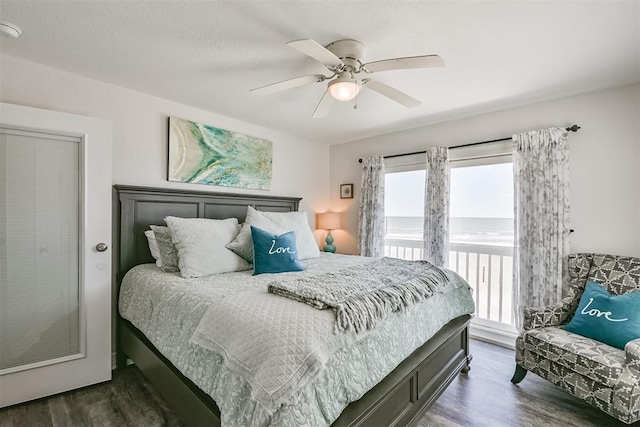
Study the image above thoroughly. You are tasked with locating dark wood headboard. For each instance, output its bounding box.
[112,185,301,284]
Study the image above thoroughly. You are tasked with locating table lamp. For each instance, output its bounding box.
[317,212,340,253]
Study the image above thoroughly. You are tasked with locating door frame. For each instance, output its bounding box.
[0,102,113,407]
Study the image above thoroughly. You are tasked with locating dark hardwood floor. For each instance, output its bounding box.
[420,340,637,427]
[1,340,636,427]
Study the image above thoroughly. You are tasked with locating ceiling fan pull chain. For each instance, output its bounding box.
[354,95,358,110]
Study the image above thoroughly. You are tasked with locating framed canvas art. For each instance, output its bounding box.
[168,116,273,190]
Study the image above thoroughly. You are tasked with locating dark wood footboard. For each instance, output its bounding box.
[333,314,471,427]
[119,314,471,427]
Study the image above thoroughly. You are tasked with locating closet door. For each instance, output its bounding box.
[0,103,112,407]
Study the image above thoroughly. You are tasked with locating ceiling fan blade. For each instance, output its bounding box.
[312,91,333,118]
[250,74,325,97]
[287,39,344,68]
[363,79,421,108]
[364,55,444,73]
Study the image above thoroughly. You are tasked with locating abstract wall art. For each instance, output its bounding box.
[168,116,273,190]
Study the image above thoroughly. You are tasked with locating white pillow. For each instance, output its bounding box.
[260,210,320,260]
[164,216,251,278]
[144,230,162,267]
[226,206,286,263]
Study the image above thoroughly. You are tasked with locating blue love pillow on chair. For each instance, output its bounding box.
[563,281,640,349]
[251,226,304,275]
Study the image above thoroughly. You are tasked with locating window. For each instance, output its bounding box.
[383,142,516,344]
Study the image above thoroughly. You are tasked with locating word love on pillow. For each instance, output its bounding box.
[250,226,304,275]
[564,281,640,349]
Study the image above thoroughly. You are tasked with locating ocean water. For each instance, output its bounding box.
[385,216,514,246]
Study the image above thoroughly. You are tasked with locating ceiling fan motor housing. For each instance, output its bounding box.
[325,39,365,72]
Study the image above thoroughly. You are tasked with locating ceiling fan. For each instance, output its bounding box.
[250,39,444,118]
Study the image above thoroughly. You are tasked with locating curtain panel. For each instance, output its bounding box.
[423,147,450,267]
[513,127,570,331]
[358,156,385,257]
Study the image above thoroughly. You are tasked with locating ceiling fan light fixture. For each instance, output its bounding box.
[328,77,362,102]
[0,20,22,38]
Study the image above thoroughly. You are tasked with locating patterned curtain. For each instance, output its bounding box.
[513,127,570,331]
[423,147,450,267]
[358,156,385,257]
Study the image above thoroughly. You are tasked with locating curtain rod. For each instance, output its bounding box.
[357,124,581,163]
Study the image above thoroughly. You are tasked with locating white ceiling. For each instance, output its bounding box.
[1,1,638,144]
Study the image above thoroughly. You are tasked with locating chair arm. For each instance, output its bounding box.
[523,301,571,331]
[625,338,640,377]
[615,339,640,398]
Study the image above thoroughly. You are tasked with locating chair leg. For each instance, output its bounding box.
[511,364,527,384]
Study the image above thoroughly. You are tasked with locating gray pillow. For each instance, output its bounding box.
[150,225,179,272]
[226,206,285,263]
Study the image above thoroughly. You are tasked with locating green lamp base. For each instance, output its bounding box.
[323,230,336,253]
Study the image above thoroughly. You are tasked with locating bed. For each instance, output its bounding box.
[113,185,473,427]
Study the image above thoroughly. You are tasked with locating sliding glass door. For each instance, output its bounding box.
[382,145,517,344]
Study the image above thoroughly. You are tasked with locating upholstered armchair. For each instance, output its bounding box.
[511,253,640,425]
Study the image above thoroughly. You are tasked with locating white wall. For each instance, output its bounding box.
[0,56,330,216]
[1,55,330,351]
[330,84,640,258]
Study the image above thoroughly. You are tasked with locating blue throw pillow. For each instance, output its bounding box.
[563,281,640,349]
[251,226,304,275]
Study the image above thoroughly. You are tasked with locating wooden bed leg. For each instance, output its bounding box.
[461,354,473,373]
[115,317,128,370]
[459,326,472,374]
[511,365,527,384]
[116,349,127,370]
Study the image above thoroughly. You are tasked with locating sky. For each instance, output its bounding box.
[384,163,514,218]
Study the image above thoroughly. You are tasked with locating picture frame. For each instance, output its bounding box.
[340,183,354,199]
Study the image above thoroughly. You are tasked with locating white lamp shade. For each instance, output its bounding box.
[327,78,362,102]
[317,212,341,230]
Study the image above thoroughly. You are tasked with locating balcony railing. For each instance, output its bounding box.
[384,238,514,326]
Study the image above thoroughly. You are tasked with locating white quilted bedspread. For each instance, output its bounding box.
[192,290,358,412]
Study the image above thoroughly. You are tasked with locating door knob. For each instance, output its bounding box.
[96,243,108,252]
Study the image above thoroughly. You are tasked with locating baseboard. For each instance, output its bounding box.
[470,324,517,350]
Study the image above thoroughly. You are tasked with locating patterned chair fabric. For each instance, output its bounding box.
[514,253,640,425]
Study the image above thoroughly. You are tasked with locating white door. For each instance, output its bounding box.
[0,102,112,407]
